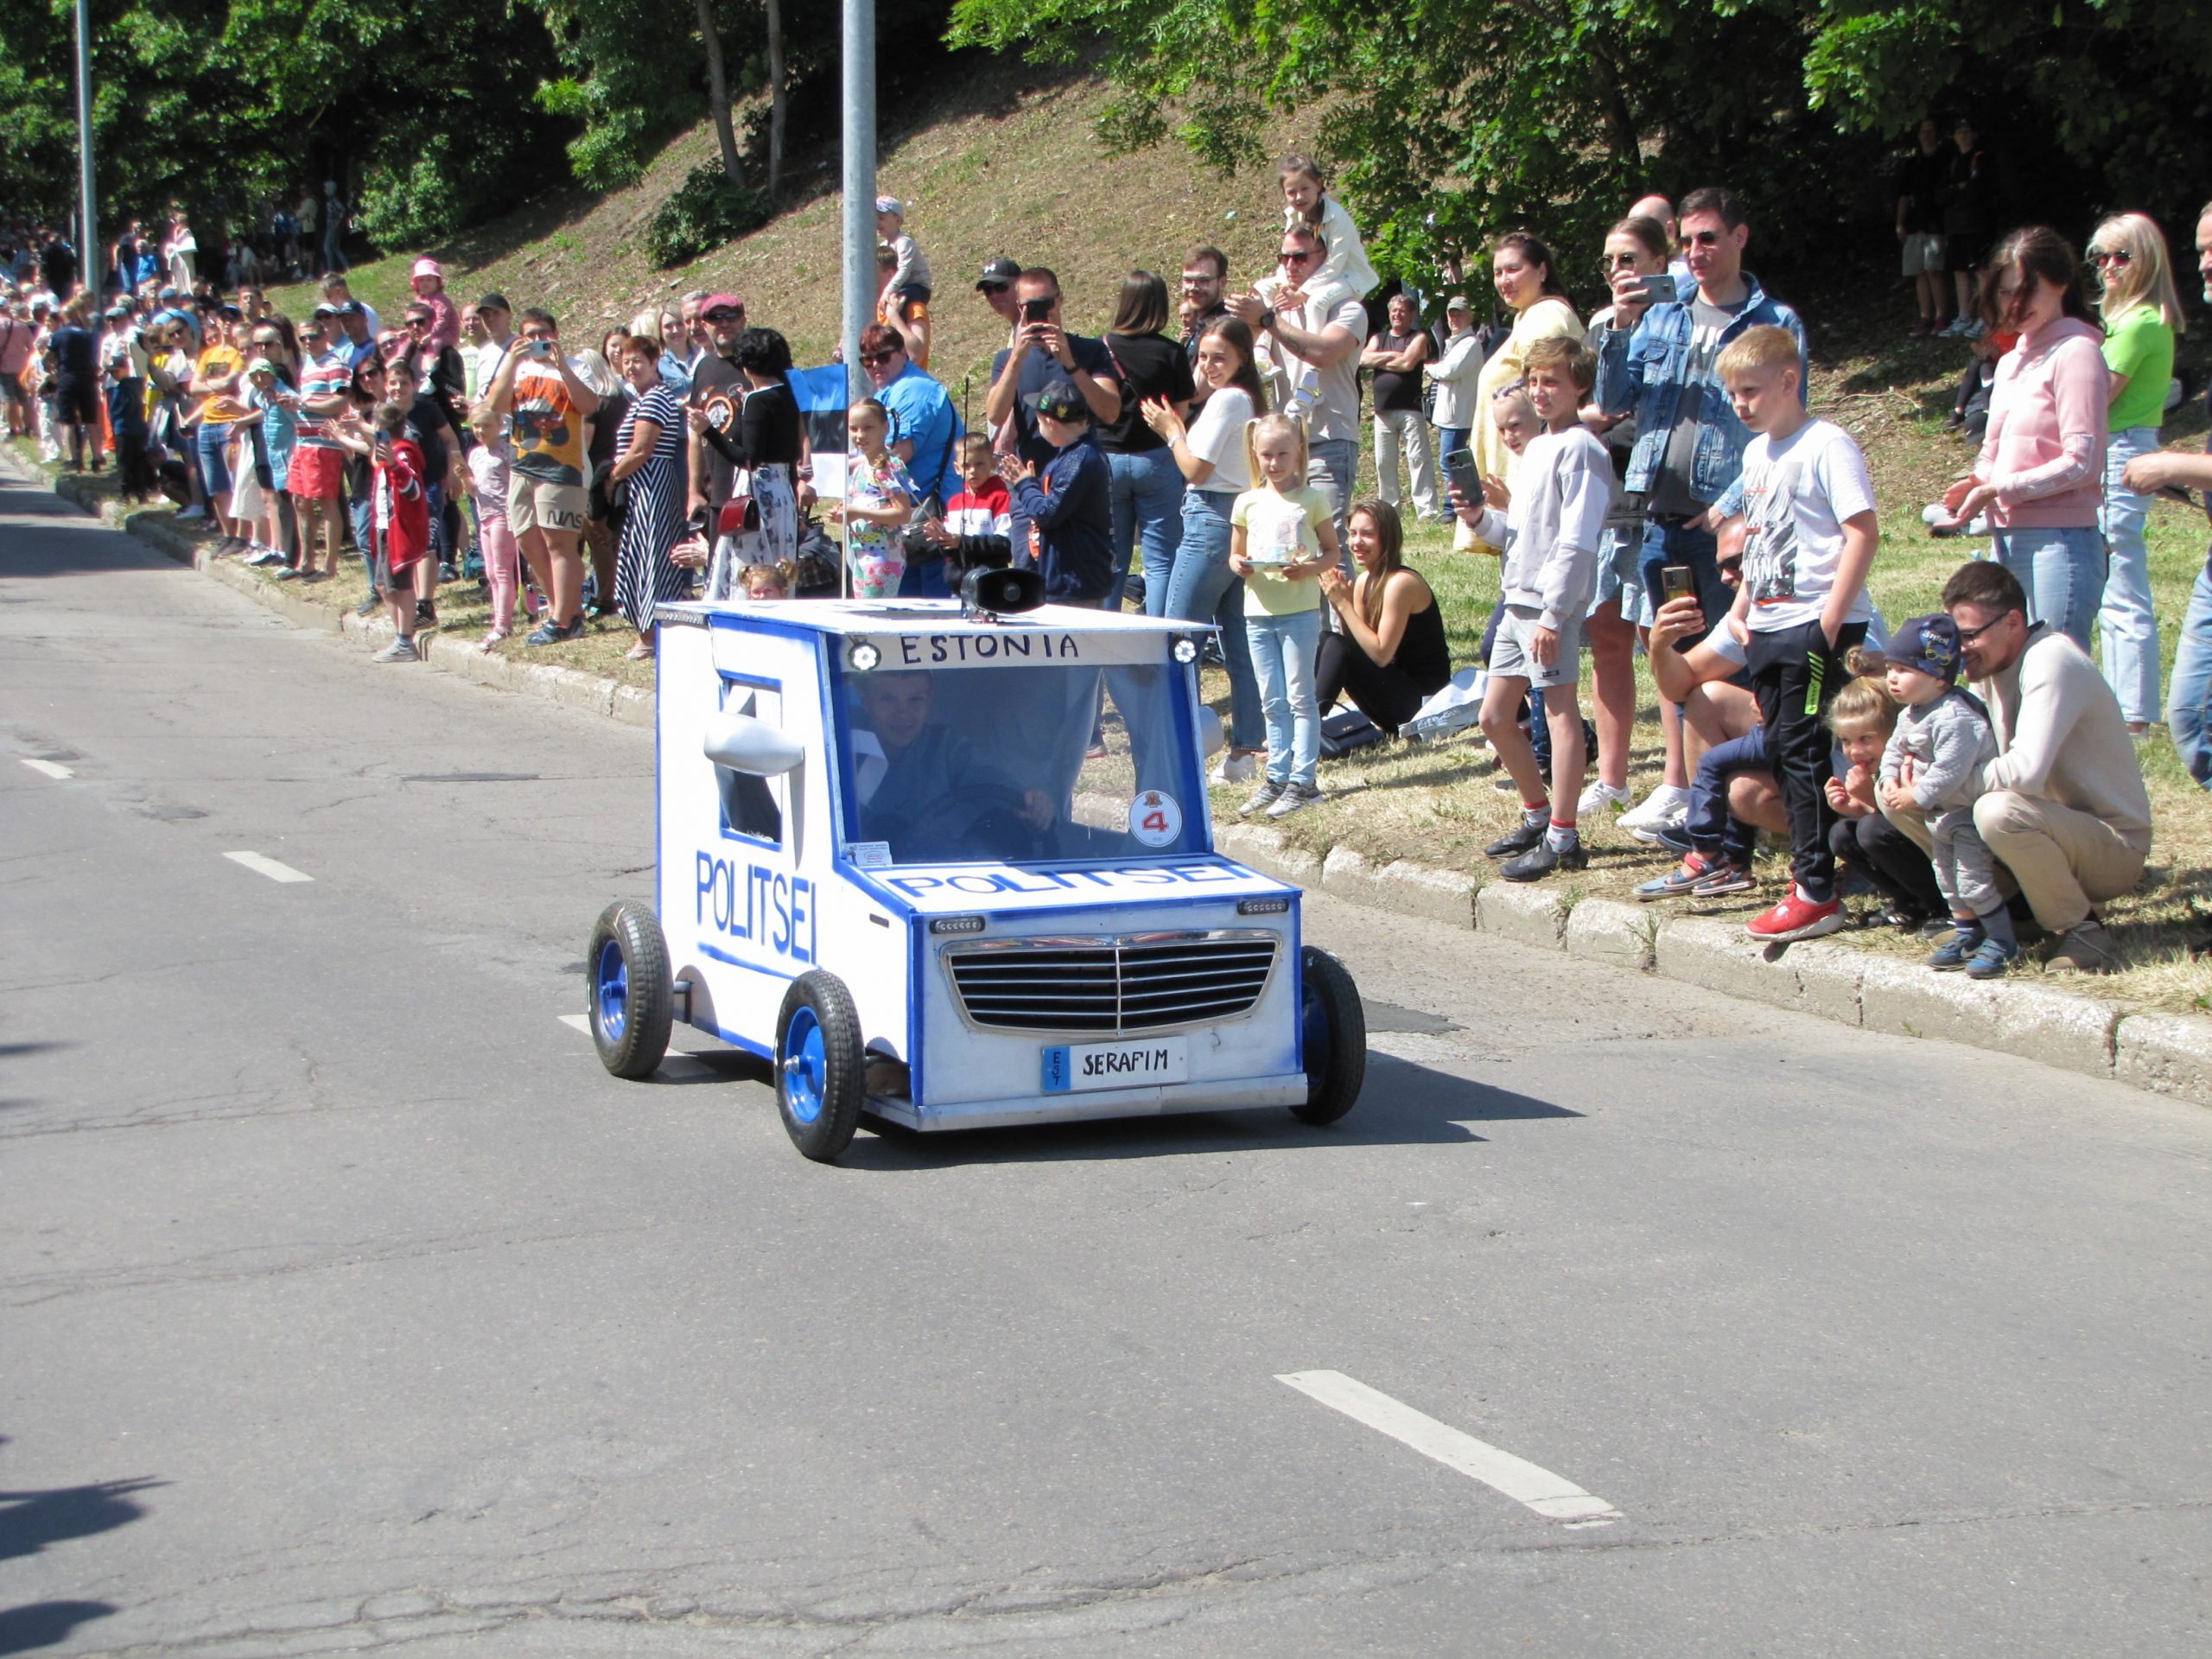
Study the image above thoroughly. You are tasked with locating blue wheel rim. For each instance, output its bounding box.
[783,1007,826,1124]
[1301,974,1329,1084]
[595,938,629,1042]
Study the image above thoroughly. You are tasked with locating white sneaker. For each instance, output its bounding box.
[1211,751,1258,785]
[1577,780,1633,817]
[1618,783,1691,842]
[176,505,207,521]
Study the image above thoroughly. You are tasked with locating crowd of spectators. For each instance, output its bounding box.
[6,151,2209,979]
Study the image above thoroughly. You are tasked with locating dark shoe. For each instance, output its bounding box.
[1503,837,1586,882]
[416,599,438,628]
[1650,819,1694,856]
[524,618,584,646]
[438,561,458,583]
[1963,937,2021,980]
[1926,926,1984,971]
[2043,918,2119,976]
[354,595,381,619]
[1484,819,1547,859]
[1882,906,1934,931]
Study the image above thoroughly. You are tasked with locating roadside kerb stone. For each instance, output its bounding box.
[1214,823,1322,887]
[2114,1012,2212,1101]
[1474,881,1567,949]
[1564,897,1656,971]
[1320,846,1478,930]
[1655,916,1863,1024]
[1990,982,2120,1079]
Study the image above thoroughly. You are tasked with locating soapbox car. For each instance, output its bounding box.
[585,596,1365,1162]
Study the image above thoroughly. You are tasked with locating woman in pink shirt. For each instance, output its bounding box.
[1943,226,2111,651]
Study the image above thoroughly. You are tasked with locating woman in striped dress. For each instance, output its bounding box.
[607,334,689,659]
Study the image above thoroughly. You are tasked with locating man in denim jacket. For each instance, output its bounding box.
[1596,186,1808,834]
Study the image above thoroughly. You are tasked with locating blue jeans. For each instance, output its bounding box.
[1161,490,1262,751]
[1993,524,2105,653]
[1104,446,1186,609]
[1687,728,1769,866]
[1246,607,1324,788]
[196,421,236,499]
[1310,436,1357,567]
[2169,560,2212,790]
[2098,426,2160,722]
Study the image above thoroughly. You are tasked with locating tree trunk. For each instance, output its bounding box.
[766,0,786,198]
[698,0,746,188]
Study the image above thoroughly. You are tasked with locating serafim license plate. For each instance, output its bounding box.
[1041,1035,1190,1094]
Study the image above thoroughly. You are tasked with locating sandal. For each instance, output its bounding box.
[624,639,656,661]
[476,630,511,652]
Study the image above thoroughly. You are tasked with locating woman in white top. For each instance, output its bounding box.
[1141,315,1269,777]
[1461,230,1580,553]
[1279,155,1379,300]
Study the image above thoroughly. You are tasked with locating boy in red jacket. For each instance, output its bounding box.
[342,401,433,662]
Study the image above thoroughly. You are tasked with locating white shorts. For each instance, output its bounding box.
[1901,233,1945,277]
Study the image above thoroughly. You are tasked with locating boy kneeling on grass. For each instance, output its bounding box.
[1460,336,1613,880]
[1720,323,1878,943]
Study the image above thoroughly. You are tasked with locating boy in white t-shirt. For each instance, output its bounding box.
[1720,323,1878,944]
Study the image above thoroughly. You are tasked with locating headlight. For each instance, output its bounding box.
[847,639,882,672]
[1172,636,1199,664]
[1237,897,1291,915]
[930,915,987,935]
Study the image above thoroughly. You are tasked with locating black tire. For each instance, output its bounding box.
[776,970,866,1162]
[1292,945,1365,1126]
[588,899,675,1081]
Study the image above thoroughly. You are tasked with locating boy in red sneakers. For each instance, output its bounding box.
[1718,325,1878,943]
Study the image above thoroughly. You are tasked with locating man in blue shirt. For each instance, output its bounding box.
[861,323,964,598]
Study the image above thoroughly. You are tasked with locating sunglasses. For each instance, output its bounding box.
[2088,248,2132,268]
[1278,248,1314,264]
[703,308,743,323]
[1683,229,1726,247]
[405,315,430,327]
[978,282,1008,295]
[1599,252,1643,270]
[858,351,898,366]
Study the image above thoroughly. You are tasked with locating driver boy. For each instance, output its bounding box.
[855,672,1055,853]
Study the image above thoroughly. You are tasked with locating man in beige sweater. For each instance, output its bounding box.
[1880,560,2150,974]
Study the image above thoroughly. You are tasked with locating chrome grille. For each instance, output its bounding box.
[944,931,1280,1034]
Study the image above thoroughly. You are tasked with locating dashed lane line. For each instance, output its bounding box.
[1276,1370,1623,1527]
[223,850,314,884]
[558,1014,594,1034]
[19,758,73,779]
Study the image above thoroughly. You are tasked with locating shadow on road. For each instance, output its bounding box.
[0,1600,118,1656]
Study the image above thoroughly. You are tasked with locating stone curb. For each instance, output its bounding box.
[15,453,2202,1105]
[23,456,652,730]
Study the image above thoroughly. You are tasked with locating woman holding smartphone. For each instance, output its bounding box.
[1576,213,1672,818]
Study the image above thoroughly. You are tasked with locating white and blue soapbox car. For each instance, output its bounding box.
[585,596,1365,1161]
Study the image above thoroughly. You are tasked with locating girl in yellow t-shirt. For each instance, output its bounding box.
[1230,413,1340,818]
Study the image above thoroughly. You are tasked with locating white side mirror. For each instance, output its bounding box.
[704,714,805,777]
[1196,705,1225,759]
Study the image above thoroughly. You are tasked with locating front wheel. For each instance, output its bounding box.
[588,900,674,1080]
[1291,945,1365,1125]
[776,970,865,1162]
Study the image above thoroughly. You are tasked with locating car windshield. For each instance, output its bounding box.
[830,658,1205,866]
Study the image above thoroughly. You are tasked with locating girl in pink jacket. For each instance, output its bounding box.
[1942,226,2110,651]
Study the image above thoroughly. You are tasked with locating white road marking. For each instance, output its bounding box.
[223,851,313,884]
[1275,1370,1622,1526]
[558,1014,594,1034]
[19,758,73,779]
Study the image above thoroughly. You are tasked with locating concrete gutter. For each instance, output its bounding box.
[22,451,2209,1108]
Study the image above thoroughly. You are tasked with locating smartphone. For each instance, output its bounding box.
[1020,297,1053,324]
[1660,563,1695,602]
[1443,447,1483,504]
[1632,272,1684,305]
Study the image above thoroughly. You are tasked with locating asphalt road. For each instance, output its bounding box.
[4,466,2210,1657]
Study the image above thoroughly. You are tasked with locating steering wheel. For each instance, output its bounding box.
[899,785,1052,862]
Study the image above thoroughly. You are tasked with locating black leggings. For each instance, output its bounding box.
[1315,630,1439,734]
[1828,811,1944,917]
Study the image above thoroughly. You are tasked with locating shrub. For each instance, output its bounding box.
[644,163,770,269]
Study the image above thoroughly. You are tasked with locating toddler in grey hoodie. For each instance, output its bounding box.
[1878,613,2013,977]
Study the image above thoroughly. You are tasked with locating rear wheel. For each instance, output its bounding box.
[1291,945,1365,1125]
[588,900,674,1080]
[776,970,865,1162]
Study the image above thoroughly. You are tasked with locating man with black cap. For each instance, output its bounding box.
[998,378,1111,605]
[328,301,376,370]
[975,257,1022,343]
[318,272,378,338]
[684,292,750,522]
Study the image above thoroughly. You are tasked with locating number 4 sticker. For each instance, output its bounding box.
[1128,790,1182,848]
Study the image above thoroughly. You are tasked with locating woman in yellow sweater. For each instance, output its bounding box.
[1462,232,1580,555]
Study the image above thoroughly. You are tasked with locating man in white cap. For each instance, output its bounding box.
[409,257,460,354]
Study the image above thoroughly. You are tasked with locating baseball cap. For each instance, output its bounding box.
[1033,379,1089,423]
[245,358,277,377]
[1887,613,1963,683]
[410,257,444,282]
[333,300,362,317]
[311,302,340,319]
[976,257,1021,290]
[700,293,744,319]
[474,292,510,314]
[1444,295,1471,311]
[874,194,903,216]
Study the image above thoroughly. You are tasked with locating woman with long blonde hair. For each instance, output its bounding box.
[2089,211,2187,730]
